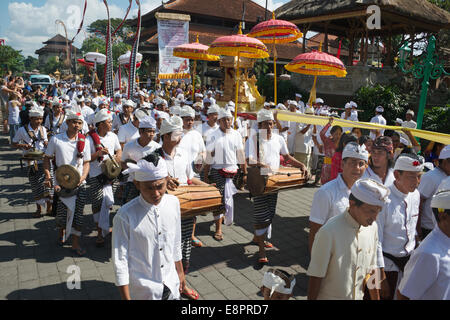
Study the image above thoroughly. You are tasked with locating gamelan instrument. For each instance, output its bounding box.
[55,164,81,197]
[23,149,45,160]
[100,143,121,180]
[247,166,308,196]
[167,185,222,219]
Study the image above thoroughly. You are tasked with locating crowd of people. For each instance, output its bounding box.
[1,73,449,301]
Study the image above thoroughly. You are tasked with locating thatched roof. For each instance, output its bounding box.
[275,0,450,35]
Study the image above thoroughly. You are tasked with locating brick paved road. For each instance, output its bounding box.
[0,132,318,300]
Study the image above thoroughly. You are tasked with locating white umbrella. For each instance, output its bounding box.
[85,52,106,64]
[85,52,106,85]
[118,51,142,66]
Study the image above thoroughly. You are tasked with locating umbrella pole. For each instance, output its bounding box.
[192,60,197,101]
[308,75,318,106]
[273,41,277,105]
[234,52,240,129]
[92,61,97,86]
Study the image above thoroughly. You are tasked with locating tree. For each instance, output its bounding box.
[0,45,24,75]
[24,56,39,71]
[87,18,136,41]
[43,56,63,75]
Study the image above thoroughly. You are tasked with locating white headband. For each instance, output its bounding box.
[351,178,391,207]
[127,157,168,182]
[262,271,296,296]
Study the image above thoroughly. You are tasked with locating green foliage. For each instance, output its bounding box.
[42,56,63,75]
[428,0,450,11]
[0,45,24,75]
[422,105,450,134]
[352,84,409,123]
[24,56,39,71]
[253,59,269,77]
[87,18,135,41]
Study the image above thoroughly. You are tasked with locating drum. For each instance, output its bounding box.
[23,149,45,160]
[247,166,308,196]
[168,185,222,219]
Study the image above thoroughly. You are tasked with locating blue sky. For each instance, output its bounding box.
[0,0,291,57]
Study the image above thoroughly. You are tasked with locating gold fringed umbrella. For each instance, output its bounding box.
[208,23,269,127]
[173,35,220,101]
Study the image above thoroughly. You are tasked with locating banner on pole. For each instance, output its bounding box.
[156,13,191,81]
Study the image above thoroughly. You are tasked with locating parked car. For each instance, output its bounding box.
[29,74,54,89]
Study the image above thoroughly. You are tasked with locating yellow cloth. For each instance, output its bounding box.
[324,157,332,165]
[277,111,450,145]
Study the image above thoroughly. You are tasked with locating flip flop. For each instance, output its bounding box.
[182,289,199,300]
[32,211,42,218]
[250,241,273,248]
[213,233,223,241]
[191,239,203,247]
[258,257,269,265]
[71,247,86,257]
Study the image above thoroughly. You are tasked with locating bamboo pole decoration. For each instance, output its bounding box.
[307,42,322,106]
[273,40,277,105]
[192,59,197,101]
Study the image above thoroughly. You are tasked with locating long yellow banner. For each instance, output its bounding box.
[276,110,450,145]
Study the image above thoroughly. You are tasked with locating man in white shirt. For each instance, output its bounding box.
[111,93,123,113]
[309,142,369,253]
[112,100,135,133]
[362,136,395,187]
[12,108,52,217]
[117,109,147,148]
[112,156,185,300]
[369,106,387,140]
[86,109,122,247]
[401,110,417,129]
[203,108,247,241]
[286,101,300,154]
[178,106,206,176]
[350,101,359,121]
[44,99,66,139]
[307,179,389,300]
[121,116,160,203]
[341,103,358,132]
[397,177,450,300]
[377,154,423,300]
[246,109,307,265]
[201,104,219,143]
[418,145,450,239]
[44,111,91,256]
[293,106,314,173]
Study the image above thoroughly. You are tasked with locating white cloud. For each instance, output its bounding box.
[7,0,125,57]
[252,0,286,12]
[130,0,161,19]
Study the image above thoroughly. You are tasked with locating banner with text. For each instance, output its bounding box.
[157,18,190,81]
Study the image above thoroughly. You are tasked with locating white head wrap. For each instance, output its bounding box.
[399,136,411,147]
[179,106,195,118]
[288,100,297,107]
[345,103,352,109]
[218,108,233,120]
[375,106,384,113]
[431,176,450,210]
[207,104,220,115]
[169,105,182,116]
[193,101,203,109]
[350,101,358,109]
[123,100,136,108]
[66,110,83,121]
[257,108,274,123]
[406,109,415,116]
[160,115,183,136]
[315,98,324,104]
[276,103,287,110]
[262,270,296,296]
[394,155,424,172]
[351,178,391,207]
[342,142,369,162]
[154,110,170,122]
[395,118,404,124]
[139,116,157,129]
[94,109,113,124]
[304,106,314,114]
[203,98,212,104]
[127,157,168,182]
[438,145,450,160]
[29,107,44,118]
[297,101,305,110]
[133,109,148,121]
[295,93,302,98]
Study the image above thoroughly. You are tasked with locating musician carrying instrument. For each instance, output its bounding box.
[55,164,81,198]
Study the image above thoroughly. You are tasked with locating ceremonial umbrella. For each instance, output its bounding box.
[208,23,269,126]
[285,43,347,105]
[248,12,303,104]
[173,35,220,101]
[77,59,94,69]
[85,52,107,85]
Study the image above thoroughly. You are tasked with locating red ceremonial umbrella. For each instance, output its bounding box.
[77,58,94,69]
[248,13,303,104]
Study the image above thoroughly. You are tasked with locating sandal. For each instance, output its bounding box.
[32,210,42,218]
[250,240,273,248]
[71,247,86,257]
[258,257,269,265]
[182,289,199,300]
[191,239,203,247]
[57,236,65,247]
[213,233,223,241]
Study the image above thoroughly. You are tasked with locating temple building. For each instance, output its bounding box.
[127,0,305,86]
[35,34,81,68]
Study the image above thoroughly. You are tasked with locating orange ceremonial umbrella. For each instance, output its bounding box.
[208,23,269,126]
[173,35,220,100]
